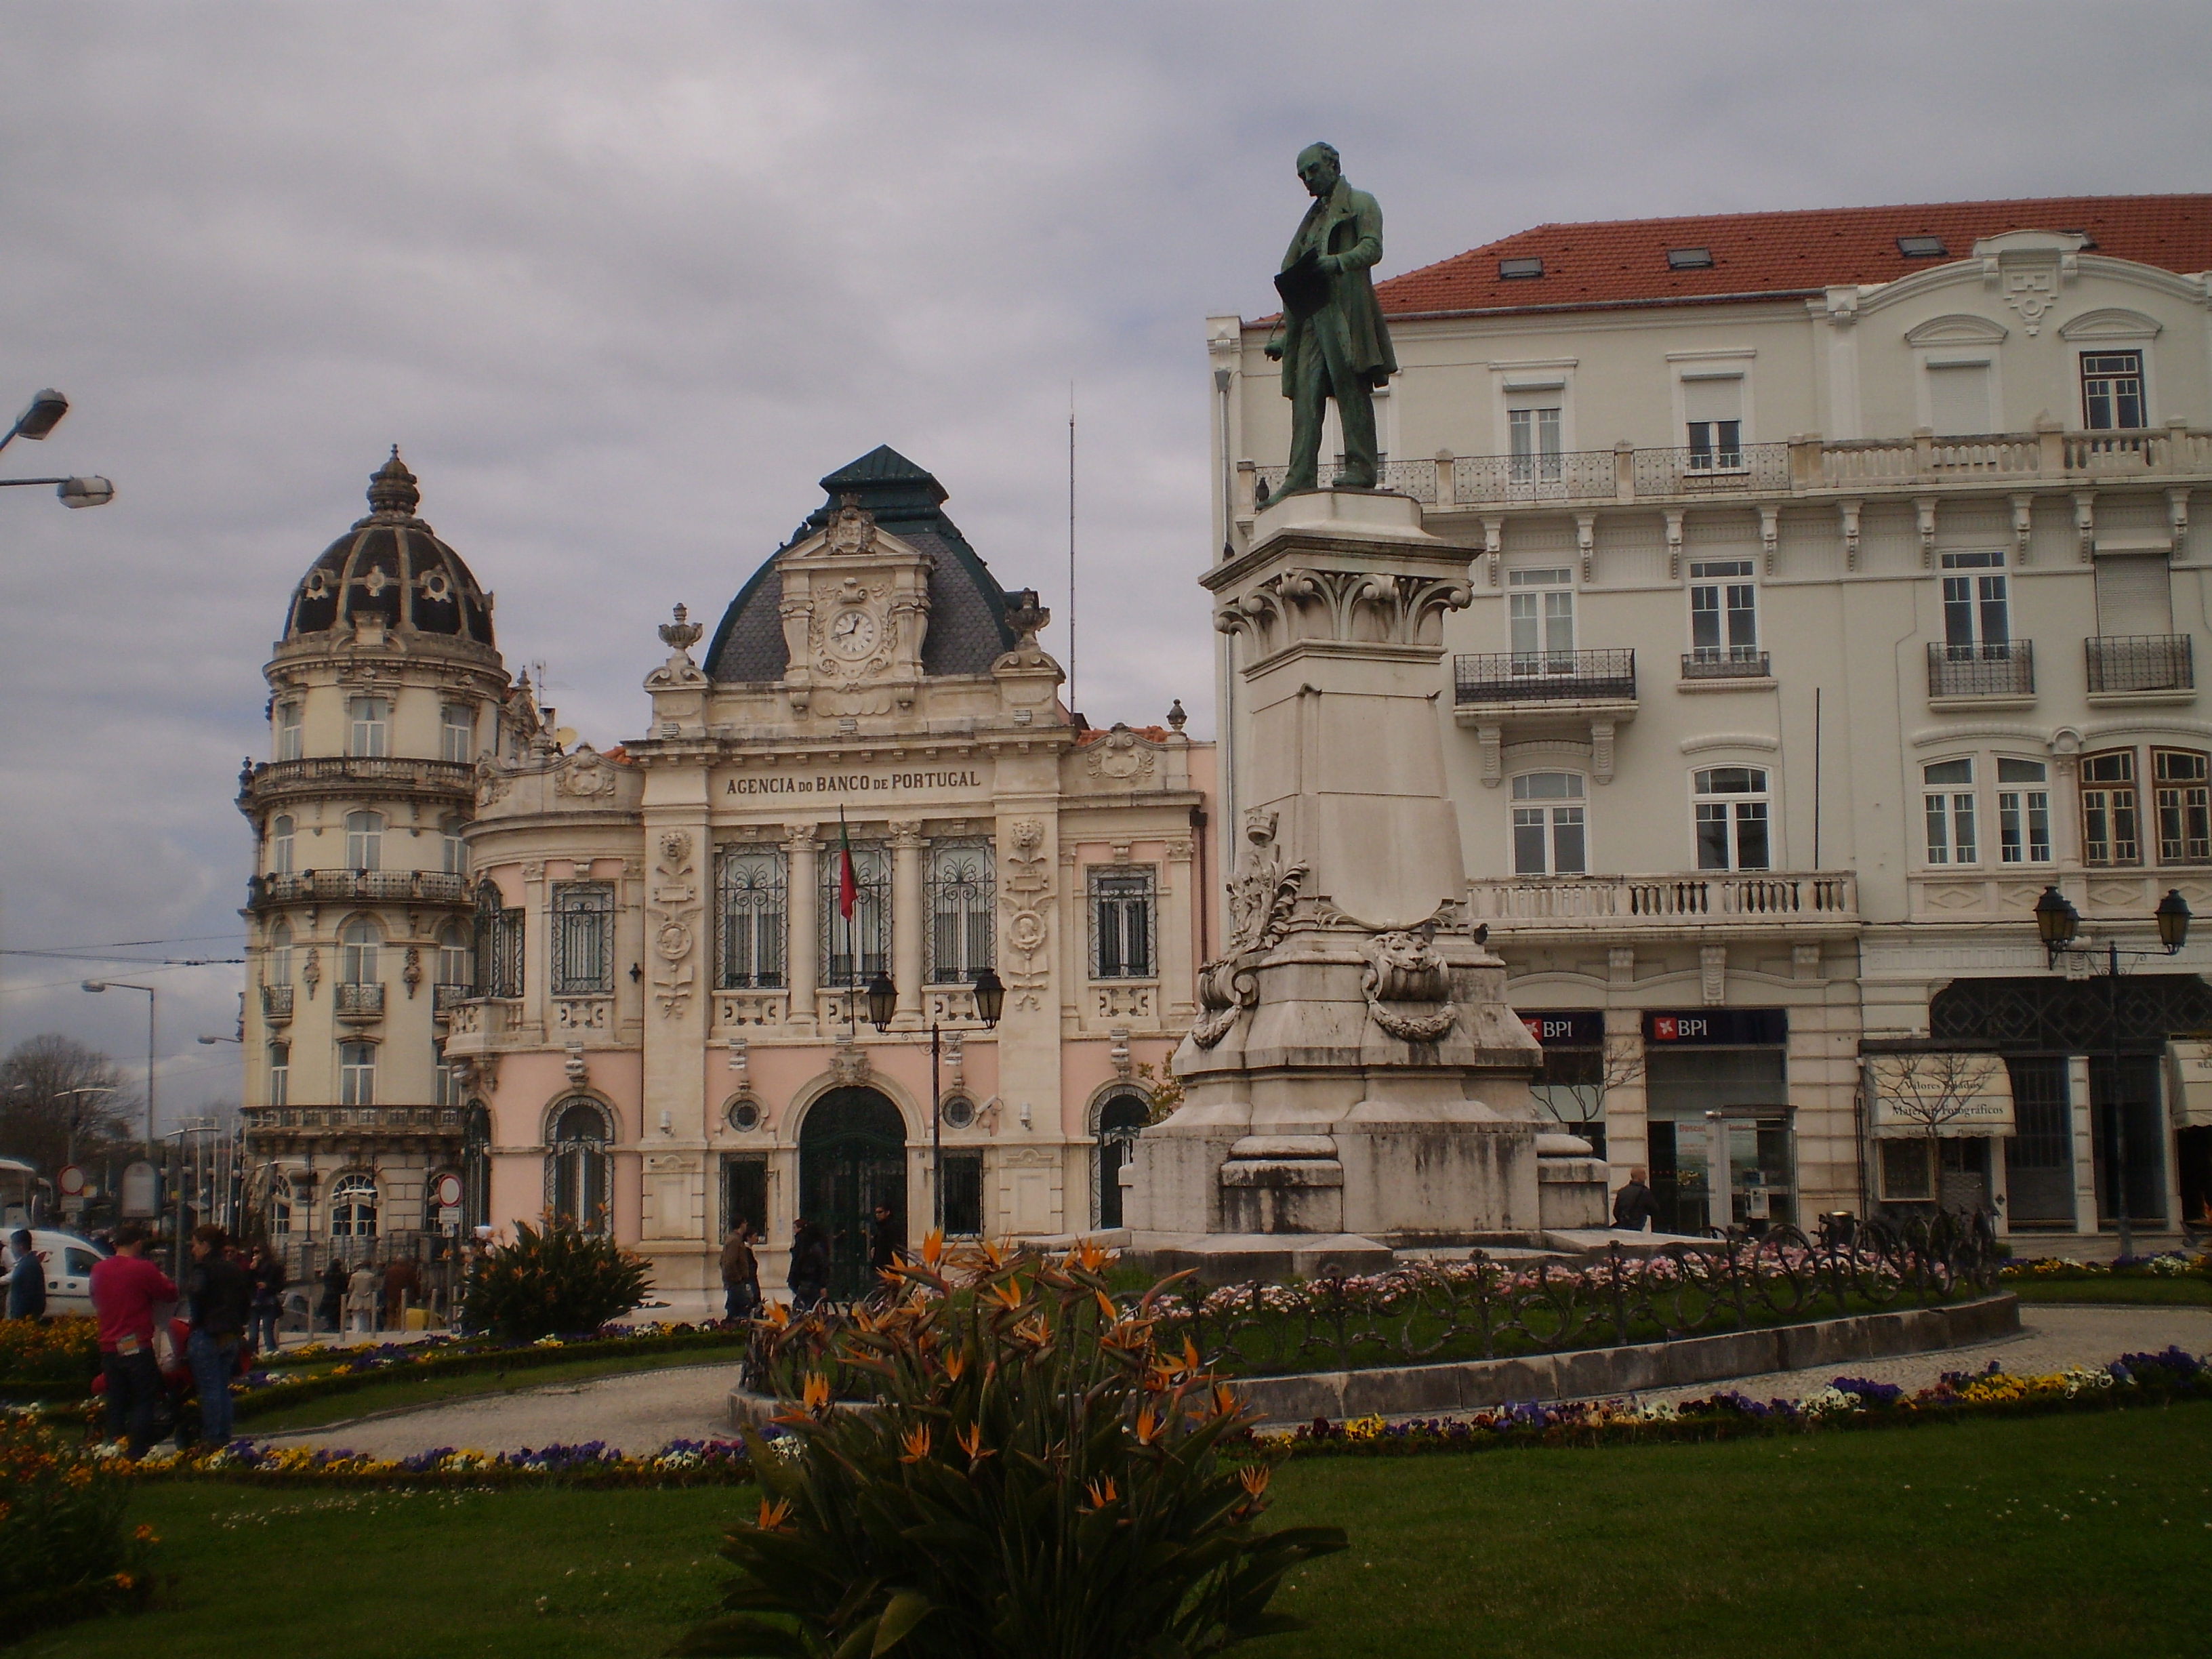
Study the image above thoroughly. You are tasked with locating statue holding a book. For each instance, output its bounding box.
[1265,142,1398,494]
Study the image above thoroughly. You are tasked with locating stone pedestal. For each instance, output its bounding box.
[1125,489,1604,1261]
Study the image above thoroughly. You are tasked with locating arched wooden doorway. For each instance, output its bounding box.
[799,1087,906,1300]
[1094,1091,1149,1229]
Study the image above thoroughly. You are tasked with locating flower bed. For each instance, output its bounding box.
[1999,1250,2211,1284]
[1,1411,160,1641]
[1249,1346,2212,1458]
[89,1432,758,1488]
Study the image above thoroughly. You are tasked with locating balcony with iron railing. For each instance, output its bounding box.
[1927,640,2034,701]
[1680,648,1771,682]
[243,1103,464,1141]
[1237,424,2212,517]
[1454,648,1637,707]
[2085,634,2194,696]
[1467,870,1858,935]
[248,869,471,909]
[260,984,295,1025]
[333,982,386,1023]
[239,754,476,809]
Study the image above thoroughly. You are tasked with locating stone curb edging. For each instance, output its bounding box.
[727,1294,2021,1431]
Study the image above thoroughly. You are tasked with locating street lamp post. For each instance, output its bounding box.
[81,981,157,1157]
[866,966,1006,1232]
[2032,886,2192,1259]
[1,388,112,506]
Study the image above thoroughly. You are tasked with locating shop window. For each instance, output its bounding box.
[1922,759,1978,865]
[2081,749,2140,865]
[1688,560,1758,666]
[943,1150,985,1237]
[344,811,383,872]
[547,1099,613,1234]
[1511,773,1587,876]
[269,814,295,876]
[550,882,615,996]
[716,847,786,989]
[440,702,476,764]
[1692,766,1770,871]
[337,1042,376,1107]
[1996,758,2052,863]
[347,697,390,758]
[329,1172,379,1237]
[1879,1139,1934,1201]
[928,840,996,983]
[2153,748,2211,864]
[2081,350,2145,430]
[821,842,891,987]
[1091,869,1156,980]
[1531,1044,1605,1160]
[2003,1057,2076,1227]
[1507,568,1574,668]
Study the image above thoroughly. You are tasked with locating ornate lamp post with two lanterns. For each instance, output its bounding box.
[864,966,1006,1233]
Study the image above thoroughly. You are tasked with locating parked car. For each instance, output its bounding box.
[7,1228,112,1317]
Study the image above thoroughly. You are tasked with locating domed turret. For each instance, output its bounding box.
[283,449,495,649]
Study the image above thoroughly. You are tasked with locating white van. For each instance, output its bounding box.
[6,1229,112,1317]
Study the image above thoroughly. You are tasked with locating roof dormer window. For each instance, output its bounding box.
[1896,234,1947,258]
[1666,247,1714,270]
[1498,256,1544,280]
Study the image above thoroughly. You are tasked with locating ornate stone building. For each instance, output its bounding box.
[239,445,1214,1311]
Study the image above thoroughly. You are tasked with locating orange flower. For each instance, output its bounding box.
[922,1227,945,1268]
[756,1496,794,1532]
[1183,1336,1202,1374]
[1133,1404,1164,1446]
[132,1523,159,1544]
[956,1422,994,1462]
[1012,1315,1051,1348]
[989,1279,1026,1312]
[1093,1288,1118,1323]
[801,1372,832,1414]
[1210,1382,1243,1420]
[1073,1237,1109,1273]
[899,1425,933,1464]
[980,1239,1010,1269]
[764,1302,792,1330]
[1237,1465,1271,1499]
[1082,1475,1120,1511]
[944,1350,968,1382]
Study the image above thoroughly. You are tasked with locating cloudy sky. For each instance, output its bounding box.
[2,1,2208,1122]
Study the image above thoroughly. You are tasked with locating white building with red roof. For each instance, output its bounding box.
[1206,194,2212,1252]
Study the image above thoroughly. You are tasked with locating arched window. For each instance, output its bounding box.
[1511,773,1586,876]
[329,1172,380,1238]
[546,1099,612,1233]
[269,814,295,875]
[1692,767,1771,872]
[462,1104,492,1234]
[268,920,293,984]
[345,811,383,872]
[340,918,381,985]
[1094,1091,1150,1230]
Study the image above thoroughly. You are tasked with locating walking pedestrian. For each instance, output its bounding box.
[382,1252,421,1330]
[345,1257,381,1334]
[719,1223,760,1322]
[1612,1166,1659,1233]
[787,1218,830,1313]
[184,1225,251,1446]
[246,1243,287,1353]
[317,1258,346,1334]
[89,1223,178,1459]
[6,1227,46,1321]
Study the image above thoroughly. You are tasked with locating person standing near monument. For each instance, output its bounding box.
[1264,142,1397,494]
[1612,1167,1658,1232]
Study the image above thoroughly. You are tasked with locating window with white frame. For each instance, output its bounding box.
[339,918,380,985]
[1507,567,1574,670]
[2081,350,2146,430]
[1090,869,1156,980]
[1683,375,1744,469]
[440,702,476,764]
[716,846,787,989]
[1693,767,1771,871]
[1511,773,1587,876]
[267,1042,289,1109]
[550,882,615,996]
[268,920,293,985]
[1688,560,1758,665]
[1923,759,1978,865]
[928,840,996,984]
[268,814,295,876]
[344,810,382,872]
[1939,551,2009,658]
[337,1043,376,1109]
[2154,748,2212,865]
[1996,758,2052,863]
[329,1170,378,1235]
[432,1040,460,1107]
[439,815,468,876]
[1507,401,1563,483]
[2081,749,2140,866]
[275,701,303,762]
[436,922,472,988]
[347,696,390,758]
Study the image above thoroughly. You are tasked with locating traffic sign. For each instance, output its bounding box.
[431,1171,464,1210]
[120,1160,160,1218]
[57,1164,87,1197]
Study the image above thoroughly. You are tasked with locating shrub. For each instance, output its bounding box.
[0,1315,102,1384]
[677,1237,1345,1659]
[460,1222,651,1341]
[0,1412,158,1638]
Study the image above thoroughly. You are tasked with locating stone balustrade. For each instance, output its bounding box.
[1468,870,1859,930]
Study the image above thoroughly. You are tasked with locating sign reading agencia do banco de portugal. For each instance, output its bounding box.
[719,766,989,798]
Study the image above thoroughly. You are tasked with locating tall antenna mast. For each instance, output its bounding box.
[1067,382,1077,718]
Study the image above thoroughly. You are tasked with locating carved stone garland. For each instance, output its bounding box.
[1360,919,1457,1044]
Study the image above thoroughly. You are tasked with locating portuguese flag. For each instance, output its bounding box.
[836,806,858,921]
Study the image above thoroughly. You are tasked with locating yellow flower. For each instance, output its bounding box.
[989,1279,1026,1312]
[801,1372,832,1414]
[1237,1464,1271,1499]
[756,1496,793,1532]
[944,1350,968,1382]
[1082,1475,1119,1511]
[1210,1382,1244,1421]
[922,1228,945,1269]
[956,1423,993,1462]
[899,1424,933,1464]
[1134,1404,1164,1446]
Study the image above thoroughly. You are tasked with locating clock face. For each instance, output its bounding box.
[826,607,879,660]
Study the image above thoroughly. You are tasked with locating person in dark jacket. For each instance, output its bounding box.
[317,1258,346,1334]
[246,1244,286,1353]
[6,1228,46,1320]
[184,1225,252,1446]
[1612,1167,1659,1232]
[866,1203,903,1294]
[787,1219,830,1313]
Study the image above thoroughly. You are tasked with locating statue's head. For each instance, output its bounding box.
[1295,142,1340,199]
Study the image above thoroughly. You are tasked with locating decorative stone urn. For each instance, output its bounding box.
[1123,490,1605,1275]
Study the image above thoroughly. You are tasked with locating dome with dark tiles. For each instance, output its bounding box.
[704,446,1017,682]
[282,449,495,649]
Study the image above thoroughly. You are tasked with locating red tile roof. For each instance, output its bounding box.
[1369,194,2212,320]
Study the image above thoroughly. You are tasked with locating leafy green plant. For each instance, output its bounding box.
[0,1412,159,1638]
[676,1237,1345,1659]
[461,1221,651,1341]
[0,1313,101,1383]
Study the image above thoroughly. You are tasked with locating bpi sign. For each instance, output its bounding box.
[1643,1009,1788,1046]
[1519,1012,1603,1047]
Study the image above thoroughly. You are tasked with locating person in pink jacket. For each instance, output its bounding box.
[89,1222,178,1458]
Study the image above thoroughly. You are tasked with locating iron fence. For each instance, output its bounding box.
[1927,640,2034,698]
[1456,648,1637,704]
[2085,634,2193,693]
[1681,649,1771,680]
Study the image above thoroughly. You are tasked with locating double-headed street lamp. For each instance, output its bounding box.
[863,966,1006,1232]
[81,980,157,1156]
[1,388,113,508]
[2031,885,2192,1258]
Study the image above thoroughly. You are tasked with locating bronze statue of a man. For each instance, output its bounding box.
[1265,142,1398,494]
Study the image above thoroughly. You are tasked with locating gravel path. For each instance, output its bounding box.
[253,1305,2211,1454]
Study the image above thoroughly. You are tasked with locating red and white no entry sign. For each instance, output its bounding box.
[57,1164,87,1197]
[432,1171,464,1209]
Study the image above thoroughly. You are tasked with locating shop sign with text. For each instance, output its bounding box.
[1643,1009,1788,1046]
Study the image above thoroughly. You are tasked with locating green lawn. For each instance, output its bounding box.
[239,1352,745,1433]
[18,1404,2212,1659]
[2006,1275,2212,1307]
